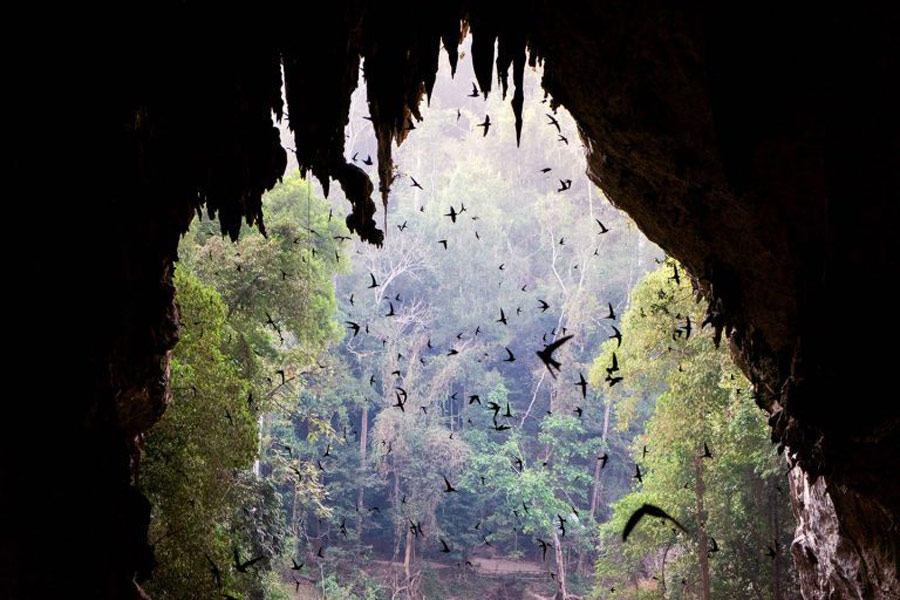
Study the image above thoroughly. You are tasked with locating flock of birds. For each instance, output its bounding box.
[208,81,780,597]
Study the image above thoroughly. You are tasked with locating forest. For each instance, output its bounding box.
[138,46,798,600]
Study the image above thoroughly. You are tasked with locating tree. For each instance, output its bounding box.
[590,263,797,600]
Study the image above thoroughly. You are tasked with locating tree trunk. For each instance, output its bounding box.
[589,395,612,519]
[553,531,568,599]
[357,405,368,525]
[392,468,401,561]
[403,527,413,580]
[695,455,711,600]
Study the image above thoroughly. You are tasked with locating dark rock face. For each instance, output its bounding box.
[790,470,899,600]
[12,3,897,598]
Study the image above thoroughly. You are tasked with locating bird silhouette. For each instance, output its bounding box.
[537,299,550,313]
[575,373,588,398]
[497,308,508,325]
[385,302,396,317]
[345,321,360,337]
[622,504,688,541]
[609,326,622,348]
[596,219,609,234]
[233,548,264,573]
[438,239,448,249]
[503,347,516,362]
[670,264,681,285]
[440,538,452,553]
[477,115,491,136]
[633,464,643,484]
[701,442,713,459]
[597,453,609,469]
[443,475,457,492]
[607,353,619,375]
[363,155,373,166]
[536,335,574,378]
[368,273,380,288]
[468,82,480,97]
[546,113,560,132]
[557,514,567,537]
[557,179,572,192]
[410,176,423,190]
[558,134,569,145]
[537,538,552,561]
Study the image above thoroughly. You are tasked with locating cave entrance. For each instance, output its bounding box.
[141,39,798,600]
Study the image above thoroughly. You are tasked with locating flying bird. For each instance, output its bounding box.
[537,299,550,313]
[575,373,588,398]
[468,82,480,98]
[607,353,619,375]
[410,176,423,190]
[497,308,508,325]
[597,453,608,469]
[535,335,574,378]
[596,219,609,234]
[503,347,516,362]
[546,113,560,132]
[609,326,623,348]
[345,321,360,337]
[232,549,264,573]
[368,273,380,288]
[537,538,552,561]
[670,264,681,285]
[622,504,688,541]
[477,115,491,136]
[557,179,572,192]
[442,475,457,493]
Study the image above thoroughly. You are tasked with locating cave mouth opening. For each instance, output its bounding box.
[139,40,798,600]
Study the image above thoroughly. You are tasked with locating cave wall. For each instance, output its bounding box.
[8,3,898,598]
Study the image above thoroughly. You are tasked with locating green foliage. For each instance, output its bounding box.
[590,263,797,600]
[141,174,346,599]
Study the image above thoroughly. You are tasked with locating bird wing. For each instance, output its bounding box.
[545,334,574,353]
